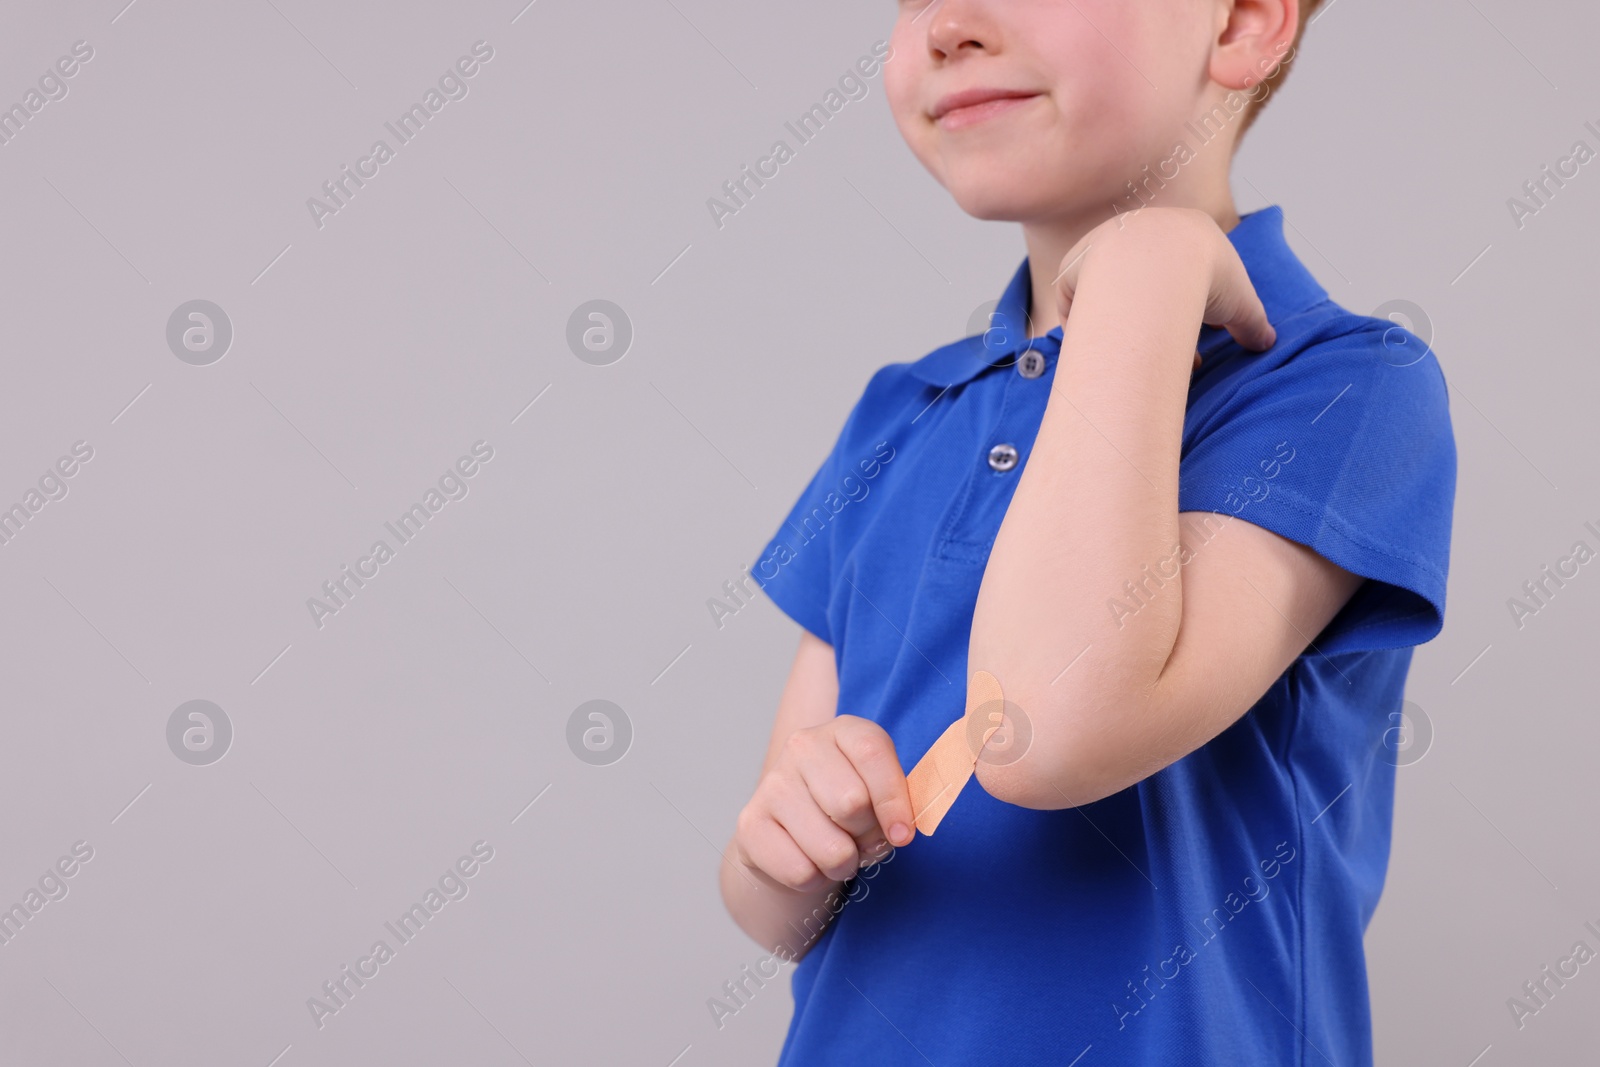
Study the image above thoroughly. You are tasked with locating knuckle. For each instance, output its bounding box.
[782,862,816,890]
[823,838,857,870]
[835,787,870,817]
[752,776,790,817]
[841,728,891,766]
[848,732,888,762]
[772,771,810,809]
[734,805,757,839]
[740,805,775,840]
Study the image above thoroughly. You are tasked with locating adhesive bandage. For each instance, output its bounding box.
[904,670,1005,835]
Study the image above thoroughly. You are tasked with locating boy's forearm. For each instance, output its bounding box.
[969,232,1211,809]
[719,838,844,963]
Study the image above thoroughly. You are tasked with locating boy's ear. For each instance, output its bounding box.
[1209,0,1299,92]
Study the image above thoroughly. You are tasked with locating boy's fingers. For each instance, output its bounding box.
[1223,304,1275,352]
[853,832,892,867]
[833,720,915,847]
[795,749,878,839]
[738,811,827,892]
[769,774,867,884]
[1210,251,1276,352]
[1236,288,1276,350]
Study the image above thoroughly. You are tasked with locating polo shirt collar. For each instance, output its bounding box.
[906,205,1329,388]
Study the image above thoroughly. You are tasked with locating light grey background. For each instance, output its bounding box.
[0,1,1594,1064]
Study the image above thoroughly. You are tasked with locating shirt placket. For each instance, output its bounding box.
[933,338,1059,565]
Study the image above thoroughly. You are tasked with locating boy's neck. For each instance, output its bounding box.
[1020,194,1242,339]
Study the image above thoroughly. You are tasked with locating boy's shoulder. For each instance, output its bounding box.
[1263,293,1444,378]
[1189,291,1453,438]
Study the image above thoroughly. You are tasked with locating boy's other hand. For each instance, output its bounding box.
[1054,206,1276,357]
[733,715,915,893]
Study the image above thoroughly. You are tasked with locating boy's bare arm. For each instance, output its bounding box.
[722,630,911,960]
[970,207,1365,811]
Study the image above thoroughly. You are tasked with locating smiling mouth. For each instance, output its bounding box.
[935,94,1042,131]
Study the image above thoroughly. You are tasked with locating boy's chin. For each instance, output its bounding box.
[944,182,1062,224]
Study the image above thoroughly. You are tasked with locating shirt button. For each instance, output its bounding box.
[987,443,1019,472]
[1016,349,1046,379]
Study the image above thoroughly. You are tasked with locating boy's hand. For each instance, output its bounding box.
[733,715,915,893]
[1054,207,1276,359]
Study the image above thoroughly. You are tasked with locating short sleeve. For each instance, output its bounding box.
[1178,319,1457,656]
[750,391,870,646]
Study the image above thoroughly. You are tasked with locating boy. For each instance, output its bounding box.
[722,1,1455,1063]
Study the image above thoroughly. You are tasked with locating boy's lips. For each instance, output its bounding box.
[930,88,1043,130]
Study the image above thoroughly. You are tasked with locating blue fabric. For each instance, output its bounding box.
[750,205,1456,1066]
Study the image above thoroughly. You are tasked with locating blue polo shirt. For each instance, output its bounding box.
[749,205,1456,1066]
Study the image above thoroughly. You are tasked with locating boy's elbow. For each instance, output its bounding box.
[973,757,1059,809]
[971,682,1159,809]
[972,723,1132,810]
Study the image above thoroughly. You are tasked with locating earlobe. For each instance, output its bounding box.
[1209,0,1298,92]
